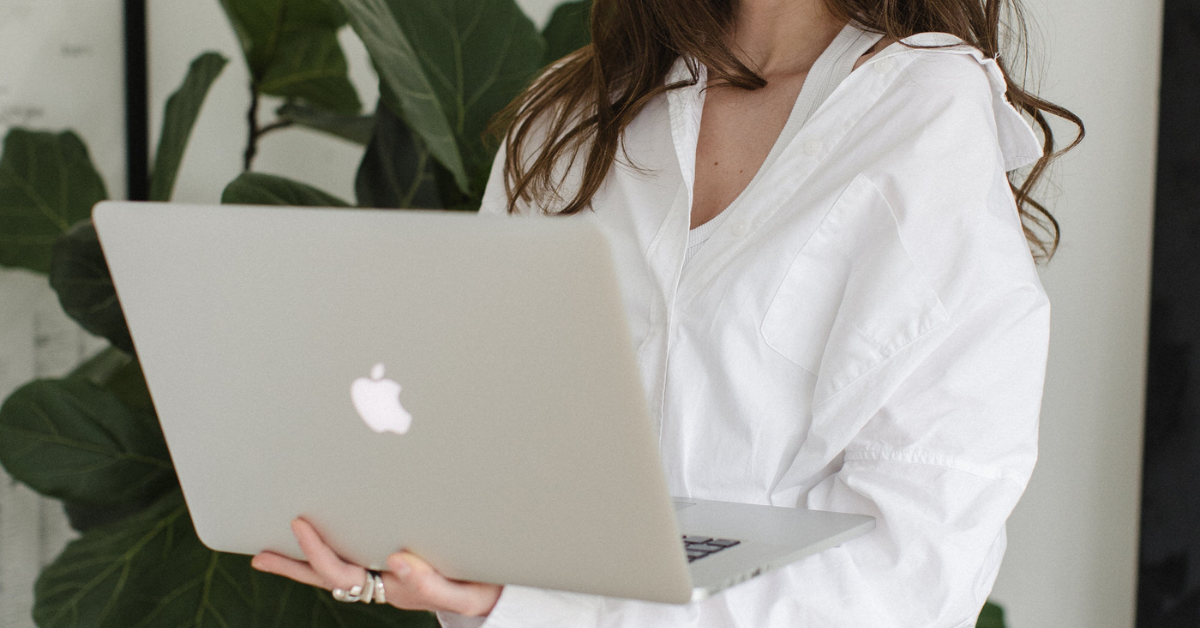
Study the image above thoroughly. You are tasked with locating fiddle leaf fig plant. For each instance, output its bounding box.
[219,0,363,169]
[35,490,420,628]
[49,223,136,354]
[223,171,353,206]
[0,130,109,275]
[0,368,173,508]
[218,0,361,113]
[355,101,443,210]
[543,0,593,63]
[150,52,230,202]
[339,0,546,198]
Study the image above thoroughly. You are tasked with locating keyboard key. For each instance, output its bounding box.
[681,535,742,562]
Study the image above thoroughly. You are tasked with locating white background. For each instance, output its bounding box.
[0,0,1163,626]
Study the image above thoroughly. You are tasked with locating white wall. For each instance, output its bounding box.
[0,0,128,199]
[987,0,1163,626]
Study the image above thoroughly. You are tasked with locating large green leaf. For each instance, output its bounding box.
[356,101,441,209]
[277,101,376,145]
[339,0,545,199]
[542,0,592,64]
[69,347,137,390]
[56,348,164,532]
[976,601,1008,628]
[67,347,154,416]
[35,490,438,628]
[219,0,361,113]
[338,0,464,192]
[149,52,229,202]
[50,221,133,354]
[0,375,174,507]
[222,172,351,206]
[0,129,108,274]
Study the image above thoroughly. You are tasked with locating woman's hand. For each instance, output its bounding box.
[251,518,502,617]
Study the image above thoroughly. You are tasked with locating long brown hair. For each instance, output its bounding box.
[497,0,1083,260]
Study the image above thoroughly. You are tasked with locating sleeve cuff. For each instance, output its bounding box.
[436,611,487,628]
[473,585,603,628]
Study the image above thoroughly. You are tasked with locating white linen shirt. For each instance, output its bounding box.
[443,32,1050,628]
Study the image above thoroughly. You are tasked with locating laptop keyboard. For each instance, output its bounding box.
[682,535,741,562]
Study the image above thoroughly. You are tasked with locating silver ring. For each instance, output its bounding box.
[331,584,363,602]
[371,570,387,605]
[360,570,376,604]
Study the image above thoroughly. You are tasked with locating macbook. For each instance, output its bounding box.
[92,201,874,604]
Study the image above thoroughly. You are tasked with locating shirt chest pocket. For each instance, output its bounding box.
[760,175,950,403]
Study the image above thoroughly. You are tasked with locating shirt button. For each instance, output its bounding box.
[874,58,895,73]
[731,221,750,237]
[803,140,823,156]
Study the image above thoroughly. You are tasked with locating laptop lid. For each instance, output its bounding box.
[93,201,695,603]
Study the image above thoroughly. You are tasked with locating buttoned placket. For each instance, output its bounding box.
[643,60,707,447]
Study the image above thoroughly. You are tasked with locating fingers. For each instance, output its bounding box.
[251,551,327,589]
[249,519,502,617]
[386,551,502,617]
[251,519,366,594]
[290,518,368,590]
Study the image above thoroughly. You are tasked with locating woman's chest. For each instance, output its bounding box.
[691,76,809,228]
[589,168,949,500]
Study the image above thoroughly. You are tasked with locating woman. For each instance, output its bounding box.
[252,0,1083,625]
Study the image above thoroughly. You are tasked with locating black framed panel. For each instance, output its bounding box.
[124,0,148,201]
[1138,0,1200,625]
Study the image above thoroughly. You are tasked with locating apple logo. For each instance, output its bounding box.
[350,363,413,435]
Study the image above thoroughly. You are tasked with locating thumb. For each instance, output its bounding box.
[387,551,501,617]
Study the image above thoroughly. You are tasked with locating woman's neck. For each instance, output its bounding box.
[731,0,846,77]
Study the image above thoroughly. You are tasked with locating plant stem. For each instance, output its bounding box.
[244,88,297,171]
[257,119,295,138]
[243,81,259,172]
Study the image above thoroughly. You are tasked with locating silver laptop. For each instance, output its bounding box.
[92,201,874,604]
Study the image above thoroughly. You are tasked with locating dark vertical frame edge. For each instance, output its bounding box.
[124,0,148,201]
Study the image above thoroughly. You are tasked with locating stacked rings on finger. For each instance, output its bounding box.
[332,571,386,604]
[371,570,387,605]
[331,584,363,602]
